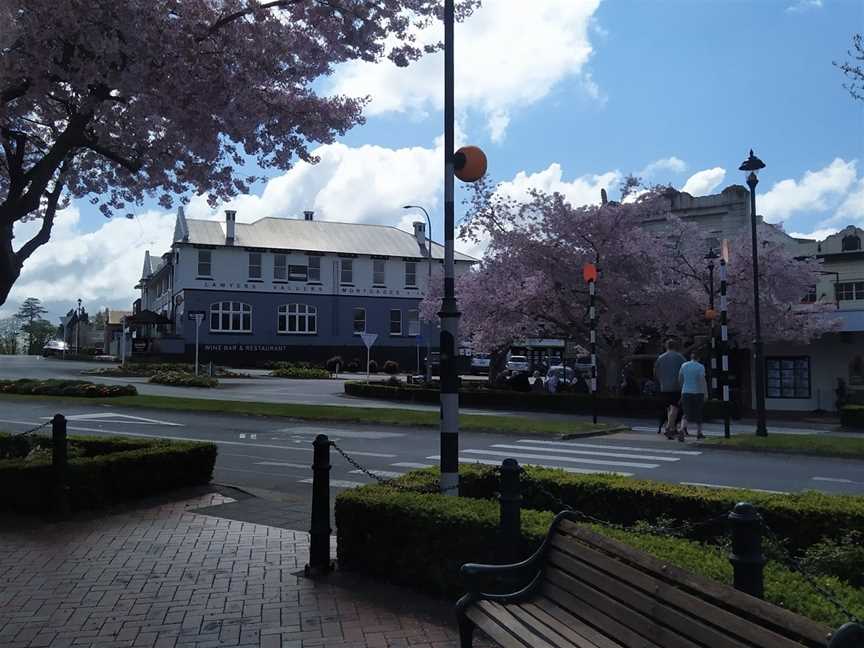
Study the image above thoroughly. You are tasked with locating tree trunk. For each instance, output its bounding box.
[0,225,21,308]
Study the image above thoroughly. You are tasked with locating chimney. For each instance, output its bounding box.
[225,210,236,245]
[303,210,314,221]
[413,221,427,253]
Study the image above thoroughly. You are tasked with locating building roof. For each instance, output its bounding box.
[179,215,476,262]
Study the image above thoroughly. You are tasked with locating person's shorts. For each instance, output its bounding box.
[660,391,680,409]
[682,393,705,423]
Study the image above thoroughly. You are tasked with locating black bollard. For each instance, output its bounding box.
[498,459,522,565]
[52,414,70,518]
[305,434,334,577]
[728,502,765,598]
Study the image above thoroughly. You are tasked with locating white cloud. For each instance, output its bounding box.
[759,158,857,223]
[327,0,602,140]
[835,178,864,222]
[787,227,839,241]
[641,156,687,178]
[681,167,726,196]
[786,0,822,12]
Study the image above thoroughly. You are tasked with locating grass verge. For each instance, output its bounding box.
[0,393,614,437]
[700,433,864,460]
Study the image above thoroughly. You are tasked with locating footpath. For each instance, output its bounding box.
[0,487,492,648]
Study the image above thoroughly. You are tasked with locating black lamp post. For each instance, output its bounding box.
[705,246,719,399]
[739,150,768,437]
[76,298,82,354]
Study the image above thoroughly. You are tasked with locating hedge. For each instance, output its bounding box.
[84,363,249,378]
[344,381,741,419]
[149,371,218,387]
[0,433,217,512]
[394,465,864,552]
[270,366,331,379]
[335,483,864,628]
[841,405,864,430]
[0,378,136,397]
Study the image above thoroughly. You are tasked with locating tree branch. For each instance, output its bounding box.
[82,139,142,173]
[204,0,305,39]
[15,160,70,264]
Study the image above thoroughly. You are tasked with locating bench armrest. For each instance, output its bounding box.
[460,554,543,594]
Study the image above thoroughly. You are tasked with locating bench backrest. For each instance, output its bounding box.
[542,519,832,648]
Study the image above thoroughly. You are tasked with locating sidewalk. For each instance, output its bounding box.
[0,489,490,648]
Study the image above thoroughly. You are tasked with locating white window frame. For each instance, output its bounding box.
[341,259,354,285]
[197,250,212,277]
[209,301,252,333]
[405,261,417,288]
[407,309,420,336]
[373,259,386,286]
[308,256,321,282]
[274,254,287,281]
[389,309,402,336]
[352,307,366,334]
[277,304,317,334]
[248,252,262,280]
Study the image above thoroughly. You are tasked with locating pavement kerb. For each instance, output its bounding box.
[559,425,630,440]
[692,441,864,461]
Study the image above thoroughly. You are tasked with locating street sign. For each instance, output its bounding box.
[360,332,378,348]
[187,310,205,321]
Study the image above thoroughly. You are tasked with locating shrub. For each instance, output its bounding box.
[326,355,343,373]
[385,376,402,387]
[0,433,216,512]
[270,367,330,379]
[368,359,378,373]
[148,371,218,388]
[383,360,400,375]
[841,405,864,430]
[0,378,136,397]
[335,482,864,628]
[802,531,864,588]
[346,358,361,372]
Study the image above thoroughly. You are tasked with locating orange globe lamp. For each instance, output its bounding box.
[454,145,487,182]
[705,308,718,321]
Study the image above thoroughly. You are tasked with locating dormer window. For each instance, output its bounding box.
[842,235,861,252]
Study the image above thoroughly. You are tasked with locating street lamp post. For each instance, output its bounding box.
[739,150,768,437]
[403,204,433,382]
[76,298,82,354]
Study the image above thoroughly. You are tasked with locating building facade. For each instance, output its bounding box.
[135,209,474,366]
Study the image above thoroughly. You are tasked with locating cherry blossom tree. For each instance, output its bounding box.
[0,0,477,305]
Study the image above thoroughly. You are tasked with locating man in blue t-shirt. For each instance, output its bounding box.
[654,339,686,437]
[678,352,708,441]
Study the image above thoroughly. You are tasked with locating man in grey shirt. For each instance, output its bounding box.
[654,339,686,436]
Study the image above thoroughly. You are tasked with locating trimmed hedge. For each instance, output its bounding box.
[395,465,864,552]
[344,381,741,419]
[0,433,216,512]
[0,378,136,397]
[84,363,249,378]
[841,405,864,430]
[149,371,218,387]
[335,483,864,628]
[270,366,331,379]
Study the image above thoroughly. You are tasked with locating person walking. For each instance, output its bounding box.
[678,351,707,441]
[654,339,686,436]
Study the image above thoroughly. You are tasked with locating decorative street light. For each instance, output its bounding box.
[403,205,433,382]
[739,149,768,437]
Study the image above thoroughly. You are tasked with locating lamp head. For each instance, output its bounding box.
[738,149,766,175]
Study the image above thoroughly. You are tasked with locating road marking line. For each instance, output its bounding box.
[39,412,184,427]
[493,443,680,462]
[812,477,857,484]
[460,449,659,469]
[350,469,404,478]
[255,461,310,469]
[516,439,702,456]
[681,481,788,494]
[391,462,432,469]
[298,478,365,488]
[427,455,632,477]
[215,466,293,478]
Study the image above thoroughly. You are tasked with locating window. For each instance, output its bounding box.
[373,259,386,286]
[407,309,420,336]
[248,253,262,280]
[278,304,317,334]
[289,265,308,281]
[842,235,862,252]
[308,256,321,282]
[405,261,417,287]
[341,259,353,284]
[352,307,366,334]
[390,309,402,335]
[197,250,212,277]
[209,302,252,332]
[765,357,810,399]
[274,254,287,280]
[837,282,864,301]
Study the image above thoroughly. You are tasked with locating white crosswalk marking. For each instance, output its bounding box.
[516,439,702,456]
[350,469,404,479]
[298,478,365,488]
[391,462,432,469]
[459,449,659,469]
[490,444,681,463]
[426,455,632,477]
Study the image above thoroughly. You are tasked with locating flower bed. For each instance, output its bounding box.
[84,363,249,378]
[0,379,136,397]
[270,367,331,379]
[0,433,216,512]
[148,371,218,387]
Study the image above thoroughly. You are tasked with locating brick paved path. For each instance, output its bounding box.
[0,491,490,648]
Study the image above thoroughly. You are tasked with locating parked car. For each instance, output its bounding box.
[470,353,491,374]
[505,355,529,372]
[42,340,69,357]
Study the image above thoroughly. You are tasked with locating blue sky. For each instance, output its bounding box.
[6,0,863,320]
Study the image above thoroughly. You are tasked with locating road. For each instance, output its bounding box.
[1,398,862,497]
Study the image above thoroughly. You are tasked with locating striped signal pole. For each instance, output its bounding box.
[720,257,731,438]
[584,262,598,424]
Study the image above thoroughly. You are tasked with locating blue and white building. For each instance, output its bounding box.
[134,208,475,366]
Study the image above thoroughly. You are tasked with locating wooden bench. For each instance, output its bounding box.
[456,511,861,648]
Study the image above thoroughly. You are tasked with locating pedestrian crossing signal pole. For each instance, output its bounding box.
[584,263,598,424]
[720,256,731,438]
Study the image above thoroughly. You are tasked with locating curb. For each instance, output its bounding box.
[692,442,864,461]
[559,425,630,440]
